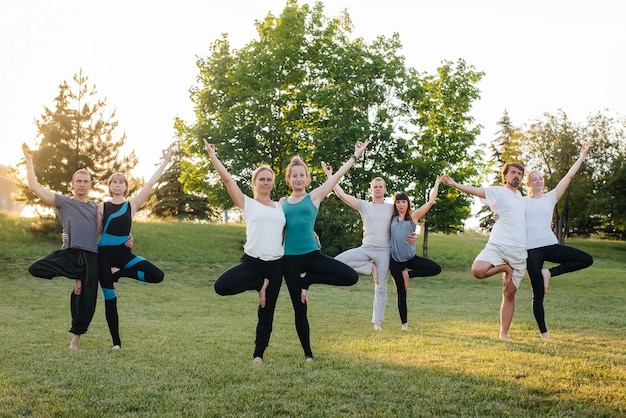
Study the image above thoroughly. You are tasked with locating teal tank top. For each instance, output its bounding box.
[282,194,320,255]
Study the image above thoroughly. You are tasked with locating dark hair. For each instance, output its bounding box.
[501,162,525,185]
[392,192,412,221]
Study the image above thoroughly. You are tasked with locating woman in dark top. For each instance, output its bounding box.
[97,146,172,348]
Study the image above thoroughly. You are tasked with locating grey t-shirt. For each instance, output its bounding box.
[356,200,394,249]
[55,194,98,253]
[390,217,417,262]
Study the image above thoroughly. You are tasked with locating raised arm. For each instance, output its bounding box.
[203,139,245,209]
[22,144,56,207]
[411,176,442,222]
[310,139,369,206]
[441,174,485,199]
[553,141,592,200]
[129,145,173,216]
[322,164,358,209]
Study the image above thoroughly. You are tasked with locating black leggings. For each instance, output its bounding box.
[99,246,164,288]
[98,245,164,346]
[283,251,358,358]
[527,244,593,333]
[389,256,441,324]
[214,254,283,359]
[28,249,99,335]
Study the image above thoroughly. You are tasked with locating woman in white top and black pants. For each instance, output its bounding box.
[204,140,286,363]
[525,141,594,339]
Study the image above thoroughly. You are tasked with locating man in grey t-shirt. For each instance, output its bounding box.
[23,144,99,350]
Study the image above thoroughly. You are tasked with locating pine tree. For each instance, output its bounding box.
[147,142,215,220]
[478,110,523,231]
[19,69,137,204]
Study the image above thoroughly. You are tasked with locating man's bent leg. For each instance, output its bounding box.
[499,281,517,339]
[69,252,98,337]
[471,260,509,279]
[371,250,391,327]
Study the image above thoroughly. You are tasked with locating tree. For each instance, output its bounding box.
[601,155,626,238]
[177,1,485,254]
[147,140,215,220]
[584,111,626,239]
[19,69,136,205]
[478,110,524,232]
[518,110,626,242]
[404,59,485,255]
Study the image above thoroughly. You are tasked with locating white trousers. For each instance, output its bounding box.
[335,246,391,325]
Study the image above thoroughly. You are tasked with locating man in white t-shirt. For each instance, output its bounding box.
[442,162,526,340]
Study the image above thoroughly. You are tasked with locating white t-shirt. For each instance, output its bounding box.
[482,186,526,250]
[242,195,285,261]
[524,190,559,249]
[356,200,394,249]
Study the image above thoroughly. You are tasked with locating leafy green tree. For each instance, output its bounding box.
[601,155,626,238]
[317,195,362,257]
[404,59,484,255]
[584,111,626,239]
[478,110,524,231]
[177,1,485,254]
[19,69,136,206]
[179,2,414,200]
[147,141,215,220]
[517,110,626,242]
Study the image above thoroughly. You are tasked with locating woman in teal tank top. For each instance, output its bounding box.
[281,140,369,360]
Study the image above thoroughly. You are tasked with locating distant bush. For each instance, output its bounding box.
[316,195,363,257]
[29,217,62,238]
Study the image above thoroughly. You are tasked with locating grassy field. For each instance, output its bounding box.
[0,214,624,417]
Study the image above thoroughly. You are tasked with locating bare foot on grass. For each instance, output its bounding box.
[401,323,408,331]
[69,334,80,351]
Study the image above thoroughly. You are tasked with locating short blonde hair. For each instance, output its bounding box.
[107,172,129,196]
[251,165,275,199]
[72,168,92,181]
[370,177,386,188]
[251,165,275,184]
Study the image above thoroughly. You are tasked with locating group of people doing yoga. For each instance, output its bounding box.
[207,139,593,362]
[21,138,593,359]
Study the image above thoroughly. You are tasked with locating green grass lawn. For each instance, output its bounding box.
[1,214,624,417]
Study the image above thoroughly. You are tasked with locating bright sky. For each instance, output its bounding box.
[1,0,624,181]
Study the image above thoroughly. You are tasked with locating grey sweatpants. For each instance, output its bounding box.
[335,246,390,325]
